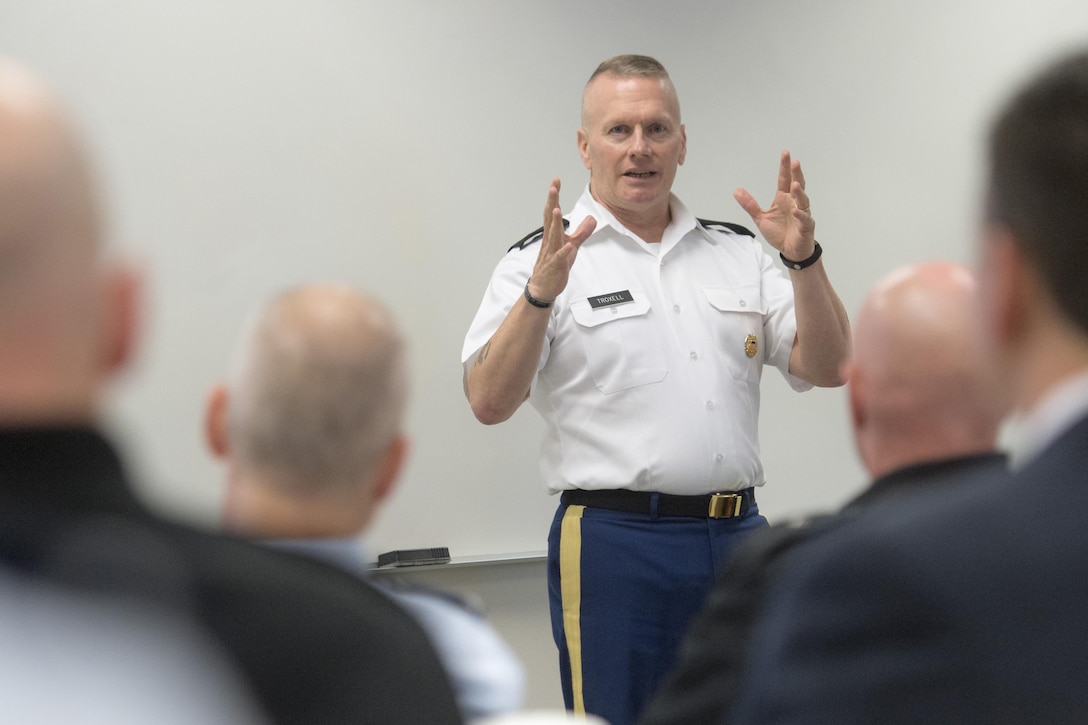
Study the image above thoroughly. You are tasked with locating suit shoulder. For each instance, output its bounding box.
[735,516,825,561]
[378,577,484,618]
[697,218,756,238]
[118,520,464,724]
[728,512,851,580]
[507,219,570,252]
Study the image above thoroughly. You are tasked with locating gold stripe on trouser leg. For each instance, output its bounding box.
[560,504,586,715]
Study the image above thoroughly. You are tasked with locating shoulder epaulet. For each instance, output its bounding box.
[508,219,570,252]
[697,218,755,238]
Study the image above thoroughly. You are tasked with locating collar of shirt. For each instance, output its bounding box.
[265,537,370,575]
[572,185,700,256]
[1006,368,1088,469]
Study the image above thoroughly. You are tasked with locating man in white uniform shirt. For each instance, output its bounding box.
[461,54,850,725]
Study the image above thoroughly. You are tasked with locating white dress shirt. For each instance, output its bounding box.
[463,186,808,495]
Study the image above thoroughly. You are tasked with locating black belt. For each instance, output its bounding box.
[560,488,755,519]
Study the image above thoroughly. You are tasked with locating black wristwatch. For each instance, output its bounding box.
[780,241,823,270]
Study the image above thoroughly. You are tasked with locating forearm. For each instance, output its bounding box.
[787,258,851,387]
[466,179,595,424]
[466,294,552,424]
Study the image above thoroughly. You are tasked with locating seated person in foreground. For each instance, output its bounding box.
[639,261,1008,725]
[728,48,1088,724]
[0,56,461,725]
[204,282,526,723]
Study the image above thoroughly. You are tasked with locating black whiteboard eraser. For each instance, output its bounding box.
[377,547,451,568]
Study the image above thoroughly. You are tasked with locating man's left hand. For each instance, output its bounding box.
[733,150,815,263]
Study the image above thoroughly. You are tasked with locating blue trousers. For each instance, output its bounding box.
[547,495,767,725]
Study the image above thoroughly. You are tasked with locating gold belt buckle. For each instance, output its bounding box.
[708,493,743,519]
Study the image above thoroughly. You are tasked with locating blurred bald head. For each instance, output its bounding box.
[210,283,410,538]
[848,262,1008,480]
[0,58,130,423]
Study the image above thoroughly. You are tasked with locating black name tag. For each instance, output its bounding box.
[588,290,635,309]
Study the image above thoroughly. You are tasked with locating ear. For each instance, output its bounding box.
[371,434,409,507]
[979,225,1028,351]
[577,128,591,170]
[204,384,231,460]
[678,123,687,166]
[844,361,864,432]
[101,263,142,375]
[846,360,880,476]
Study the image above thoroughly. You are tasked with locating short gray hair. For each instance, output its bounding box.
[587,54,670,84]
[227,283,409,493]
[582,55,678,128]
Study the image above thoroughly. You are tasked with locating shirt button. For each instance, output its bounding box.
[739,299,748,308]
[705,400,715,410]
[673,304,681,313]
[690,351,699,361]
[715,453,724,463]
[611,307,618,315]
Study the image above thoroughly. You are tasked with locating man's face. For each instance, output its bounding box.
[577,73,686,223]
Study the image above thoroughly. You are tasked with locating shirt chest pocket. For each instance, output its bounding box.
[569,292,667,394]
[703,286,765,384]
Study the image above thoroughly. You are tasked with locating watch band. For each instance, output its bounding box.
[780,241,823,270]
[523,278,553,308]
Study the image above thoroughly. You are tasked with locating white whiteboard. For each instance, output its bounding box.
[3,0,1084,558]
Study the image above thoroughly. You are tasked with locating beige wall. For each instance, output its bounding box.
[6,1,1088,563]
[4,1,1088,706]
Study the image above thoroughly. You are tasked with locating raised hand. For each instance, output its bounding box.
[733,151,815,263]
[527,178,597,303]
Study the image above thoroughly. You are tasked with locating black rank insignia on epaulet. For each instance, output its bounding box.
[507,219,570,252]
[697,218,756,238]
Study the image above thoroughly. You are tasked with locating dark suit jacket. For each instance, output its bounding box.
[727,413,1088,724]
[0,427,462,725]
[637,454,1006,725]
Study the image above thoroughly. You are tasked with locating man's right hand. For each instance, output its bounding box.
[528,178,597,303]
[466,179,596,424]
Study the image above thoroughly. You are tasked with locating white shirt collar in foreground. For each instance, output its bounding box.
[1006,368,1088,469]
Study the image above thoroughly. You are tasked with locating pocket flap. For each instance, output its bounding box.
[703,286,763,314]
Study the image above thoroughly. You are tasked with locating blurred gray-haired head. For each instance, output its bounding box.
[225,283,409,494]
